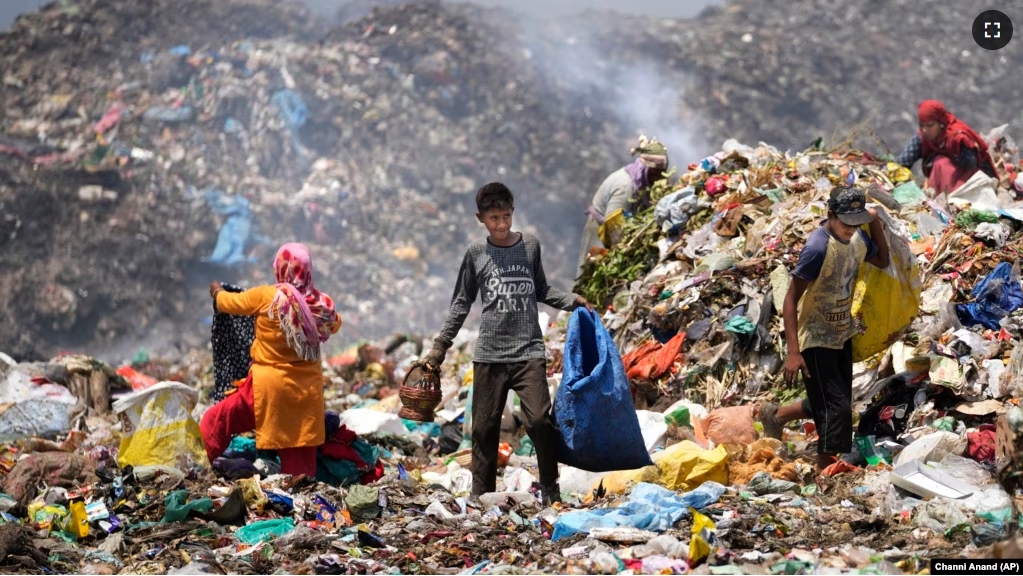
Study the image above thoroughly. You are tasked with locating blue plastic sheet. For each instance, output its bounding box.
[270,89,311,169]
[956,262,1023,330]
[555,308,652,472]
[271,89,308,131]
[203,191,254,266]
[551,481,726,541]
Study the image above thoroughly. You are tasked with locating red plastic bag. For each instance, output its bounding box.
[821,460,860,477]
[967,424,996,463]
[116,366,157,391]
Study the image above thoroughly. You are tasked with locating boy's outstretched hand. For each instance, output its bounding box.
[574,296,594,312]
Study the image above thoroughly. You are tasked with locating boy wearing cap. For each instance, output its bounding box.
[759,186,890,471]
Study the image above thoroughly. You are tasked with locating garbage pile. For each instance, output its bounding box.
[598,0,1023,152]
[7,0,1023,364]
[1,317,1021,574]
[563,133,1023,562]
[576,134,1023,409]
[0,0,633,360]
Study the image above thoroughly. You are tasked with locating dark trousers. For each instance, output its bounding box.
[471,359,558,495]
[801,340,854,455]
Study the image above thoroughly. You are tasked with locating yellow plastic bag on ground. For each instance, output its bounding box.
[654,440,728,491]
[113,382,209,469]
[886,162,913,184]
[598,208,626,247]
[851,211,922,362]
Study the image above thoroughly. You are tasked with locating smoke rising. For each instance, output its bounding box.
[2,0,710,364]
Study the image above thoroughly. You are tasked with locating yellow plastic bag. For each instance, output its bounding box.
[112,382,210,469]
[64,501,89,539]
[653,440,728,491]
[886,162,913,184]
[598,208,626,247]
[688,508,717,566]
[851,211,922,361]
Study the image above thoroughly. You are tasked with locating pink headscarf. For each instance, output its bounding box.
[268,243,337,361]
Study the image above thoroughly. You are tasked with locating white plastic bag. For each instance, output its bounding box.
[339,409,408,436]
[975,222,1010,248]
[503,467,538,493]
[893,431,967,468]
[635,410,668,453]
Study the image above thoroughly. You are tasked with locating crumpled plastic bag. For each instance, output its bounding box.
[700,405,756,445]
[956,261,1023,330]
[960,486,1013,514]
[551,481,725,541]
[235,518,295,545]
[161,490,213,523]
[682,222,721,261]
[850,207,921,361]
[891,180,924,204]
[598,208,626,247]
[933,453,992,487]
[724,316,756,335]
[344,485,381,522]
[893,431,968,468]
[654,441,729,491]
[974,222,1010,247]
[913,500,970,534]
[967,424,996,463]
[112,382,209,469]
[655,187,698,232]
[747,471,798,495]
[202,191,254,266]
[688,508,718,566]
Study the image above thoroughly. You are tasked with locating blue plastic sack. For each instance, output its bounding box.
[956,262,1023,330]
[554,308,653,472]
[551,481,725,541]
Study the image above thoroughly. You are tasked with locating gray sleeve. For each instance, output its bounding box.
[433,248,479,352]
[534,241,578,311]
[603,179,633,215]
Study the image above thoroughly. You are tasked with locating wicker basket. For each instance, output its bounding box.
[447,449,472,467]
[398,364,442,423]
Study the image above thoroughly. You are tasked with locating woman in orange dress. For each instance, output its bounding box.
[200,243,341,476]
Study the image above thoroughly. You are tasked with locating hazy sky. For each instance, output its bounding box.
[1,0,721,29]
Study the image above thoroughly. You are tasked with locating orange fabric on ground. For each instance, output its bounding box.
[622,332,686,381]
[622,341,660,380]
[216,285,341,450]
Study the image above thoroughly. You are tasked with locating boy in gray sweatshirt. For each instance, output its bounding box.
[422,182,591,504]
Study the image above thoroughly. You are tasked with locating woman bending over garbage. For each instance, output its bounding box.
[896,99,997,195]
[200,243,341,477]
[577,136,668,278]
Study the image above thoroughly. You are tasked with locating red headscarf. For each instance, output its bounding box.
[268,243,338,361]
[917,100,996,175]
